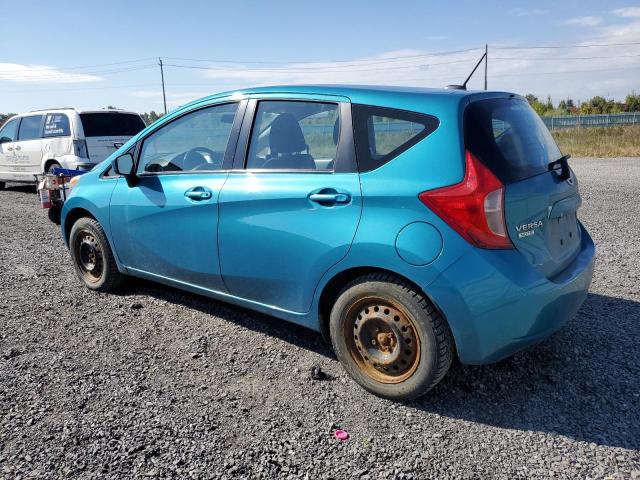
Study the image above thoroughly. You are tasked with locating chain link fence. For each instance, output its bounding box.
[542,112,640,130]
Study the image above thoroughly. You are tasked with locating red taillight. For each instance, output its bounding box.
[419,150,513,249]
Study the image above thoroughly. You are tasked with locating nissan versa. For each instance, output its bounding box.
[59,85,595,400]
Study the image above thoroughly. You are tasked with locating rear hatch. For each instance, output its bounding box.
[79,112,145,163]
[465,96,582,279]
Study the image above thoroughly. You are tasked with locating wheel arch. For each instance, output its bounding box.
[43,157,61,173]
[63,207,97,244]
[317,266,456,357]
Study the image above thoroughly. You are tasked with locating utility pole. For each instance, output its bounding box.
[159,57,167,115]
[484,44,488,90]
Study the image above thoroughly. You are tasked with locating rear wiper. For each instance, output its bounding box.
[548,154,571,181]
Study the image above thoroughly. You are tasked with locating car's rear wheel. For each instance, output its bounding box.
[47,161,61,174]
[69,217,123,291]
[329,273,454,401]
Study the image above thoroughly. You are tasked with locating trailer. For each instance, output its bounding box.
[36,168,88,224]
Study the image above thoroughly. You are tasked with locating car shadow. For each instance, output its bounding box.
[121,281,639,450]
[120,278,335,360]
[413,292,639,451]
[2,184,36,193]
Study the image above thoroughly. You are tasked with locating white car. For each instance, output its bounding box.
[0,108,145,188]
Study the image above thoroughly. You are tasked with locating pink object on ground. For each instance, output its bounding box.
[334,429,349,441]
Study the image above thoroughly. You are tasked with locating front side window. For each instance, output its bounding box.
[352,105,439,172]
[246,101,339,170]
[137,103,238,174]
[0,117,19,142]
[17,115,44,141]
[43,113,71,138]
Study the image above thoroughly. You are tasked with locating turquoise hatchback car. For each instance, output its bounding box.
[60,85,595,400]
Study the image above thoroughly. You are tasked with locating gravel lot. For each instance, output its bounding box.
[1,157,639,479]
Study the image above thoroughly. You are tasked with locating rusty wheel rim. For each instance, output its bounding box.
[74,229,104,283]
[345,298,420,384]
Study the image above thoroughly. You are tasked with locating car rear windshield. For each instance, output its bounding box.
[464,97,562,183]
[80,113,145,137]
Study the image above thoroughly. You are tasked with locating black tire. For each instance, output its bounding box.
[47,206,61,225]
[47,161,61,174]
[0,181,5,190]
[69,217,124,292]
[329,273,454,401]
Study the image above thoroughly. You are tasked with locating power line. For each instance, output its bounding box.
[492,53,640,61]
[161,58,480,75]
[161,47,484,67]
[0,64,157,81]
[493,41,640,50]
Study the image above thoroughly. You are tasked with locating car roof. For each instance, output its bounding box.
[25,108,140,116]
[178,84,520,113]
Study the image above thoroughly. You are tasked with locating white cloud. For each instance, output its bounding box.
[563,16,602,27]
[612,7,640,18]
[0,63,101,83]
[511,8,549,17]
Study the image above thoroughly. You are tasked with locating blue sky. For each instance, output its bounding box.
[1,0,639,113]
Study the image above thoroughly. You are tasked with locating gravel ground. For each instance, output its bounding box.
[0,157,639,479]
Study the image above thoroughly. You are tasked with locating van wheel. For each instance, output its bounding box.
[69,217,124,291]
[47,161,61,174]
[329,273,454,401]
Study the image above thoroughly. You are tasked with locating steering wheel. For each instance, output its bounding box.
[183,147,222,170]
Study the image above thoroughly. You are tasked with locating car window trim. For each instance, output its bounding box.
[234,98,357,174]
[132,100,246,177]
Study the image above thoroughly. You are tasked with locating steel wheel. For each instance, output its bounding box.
[73,229,104,284]
[345,298,421,384]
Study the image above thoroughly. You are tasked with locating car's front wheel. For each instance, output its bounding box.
[329,273,454,401]
[69,217,124,291]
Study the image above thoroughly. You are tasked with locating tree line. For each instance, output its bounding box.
[525,92,640,117]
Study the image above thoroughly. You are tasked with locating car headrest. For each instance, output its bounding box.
[333,118,340,145]
[269,113,307,155]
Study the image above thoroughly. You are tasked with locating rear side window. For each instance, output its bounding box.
[246,101,339,171]
[464,98,562,183]
[43,113,71,137]
[80,113,145,137]
[17,115,44,141]
[352,105,439,172]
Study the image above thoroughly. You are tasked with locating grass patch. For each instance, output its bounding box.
[552,125,640,157]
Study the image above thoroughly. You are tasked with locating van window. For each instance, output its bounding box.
[0,117,19,142]
[43,113,71,138]
[80,113,145,137]
[464,98,562,183]
[17,115,44,141]
[352,105,439,172]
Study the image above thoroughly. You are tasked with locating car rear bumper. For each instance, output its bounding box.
[427,223,595,364]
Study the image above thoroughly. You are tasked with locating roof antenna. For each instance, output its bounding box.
[446,45,488,90]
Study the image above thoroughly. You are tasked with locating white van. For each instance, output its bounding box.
[0,108,146,188]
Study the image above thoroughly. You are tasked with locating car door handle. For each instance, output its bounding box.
[184,187,212,200]
[309,192,350,204]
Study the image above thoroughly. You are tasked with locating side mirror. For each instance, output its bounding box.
[114,153,138,187]
[0,137,11,144]
[114,153,134,176]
